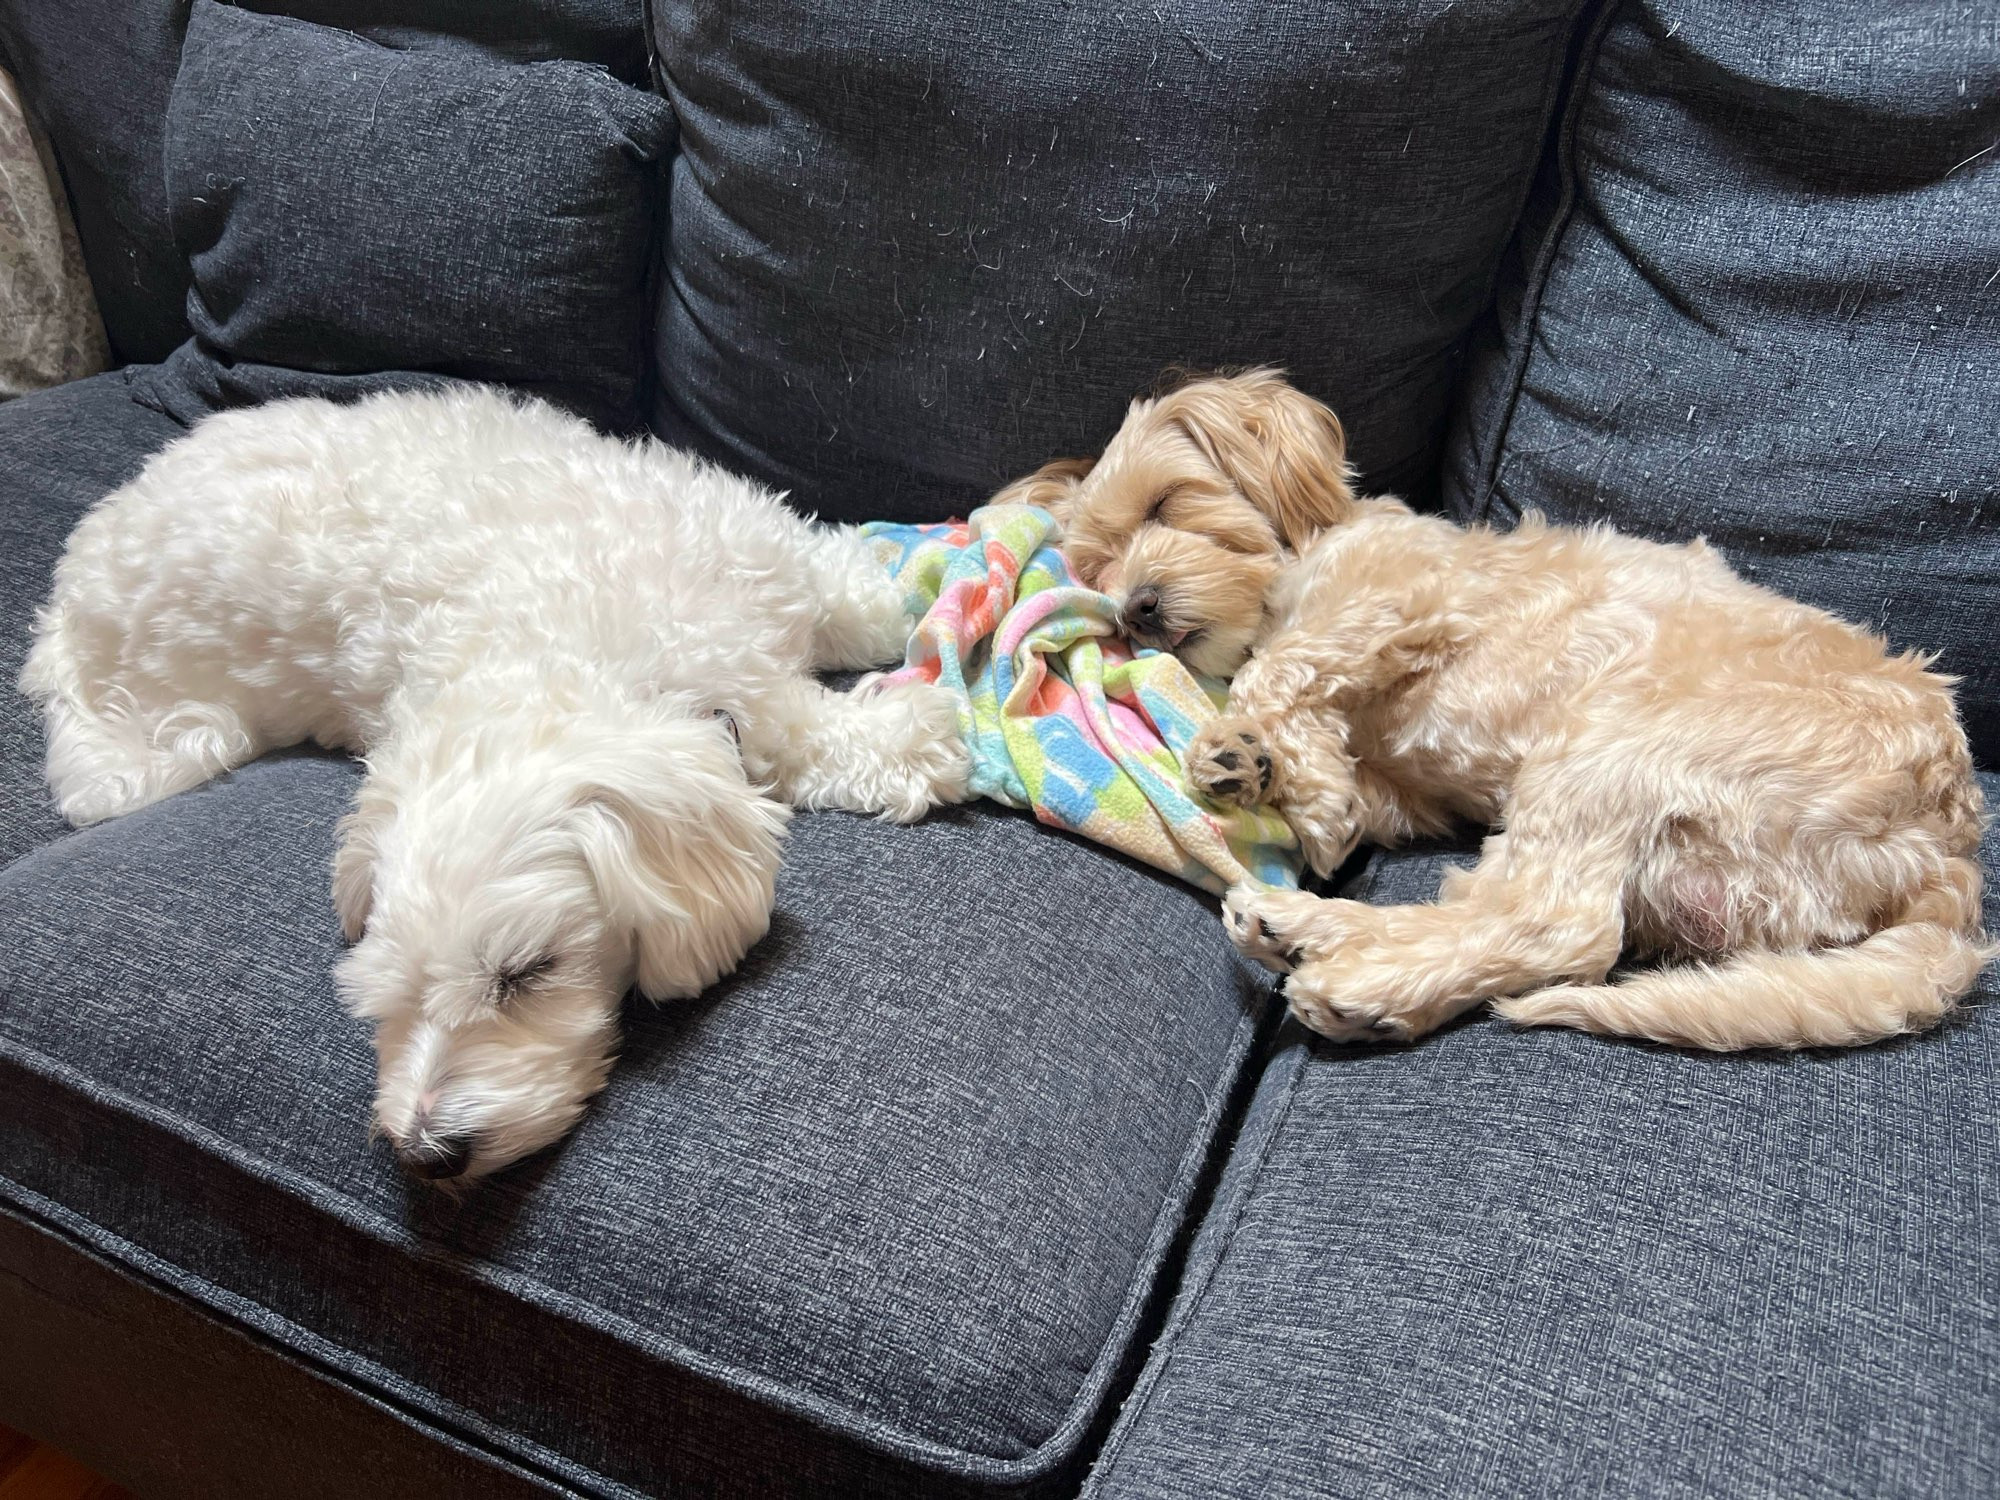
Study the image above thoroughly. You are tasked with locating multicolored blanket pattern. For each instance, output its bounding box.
[863,503,1300,895]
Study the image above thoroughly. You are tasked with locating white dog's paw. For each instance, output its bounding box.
[865,680,972,821]
[800,678,970,822]
[812,545,922,671]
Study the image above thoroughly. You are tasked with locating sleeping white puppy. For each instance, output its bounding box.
[20,386,967,1181]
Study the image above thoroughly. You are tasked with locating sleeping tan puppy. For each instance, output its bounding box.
[1020,368,1992,1051]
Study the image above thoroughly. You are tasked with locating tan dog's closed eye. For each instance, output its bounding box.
[1021,367,1993,1053]
[1034,368,1354,679]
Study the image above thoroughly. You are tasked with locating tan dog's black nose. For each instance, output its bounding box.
[1124,586,1164,634]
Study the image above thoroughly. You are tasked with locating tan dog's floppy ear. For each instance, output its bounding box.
[990,455,1096,525]
[1162,368,1355,549]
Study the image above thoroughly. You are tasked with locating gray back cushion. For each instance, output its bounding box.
[0,0,647,369]
[0,0,191,363]
[138,0,671,432]
[232,0,647,75]
[1447,0,2000,761]
[648,0,1595,523]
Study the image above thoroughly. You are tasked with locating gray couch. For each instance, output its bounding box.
[1,2,1994,1496]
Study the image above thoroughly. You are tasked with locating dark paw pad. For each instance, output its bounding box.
[1192,723,1275,807]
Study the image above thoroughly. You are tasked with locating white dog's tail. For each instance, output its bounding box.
[19,608,253,825]
[1496,857,1994,1050]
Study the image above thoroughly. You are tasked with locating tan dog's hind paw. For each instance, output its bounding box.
[1222,883,1324,973]
[1189,717,1275,807]
[1283,967,1424,1044]
[1224,885,1446,1045]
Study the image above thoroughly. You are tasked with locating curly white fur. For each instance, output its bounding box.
[20,387,969,1179]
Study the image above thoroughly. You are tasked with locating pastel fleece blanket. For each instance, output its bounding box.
[863,503,1300,895]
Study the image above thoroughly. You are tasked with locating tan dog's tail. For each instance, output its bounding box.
[1494,857,1994,1050]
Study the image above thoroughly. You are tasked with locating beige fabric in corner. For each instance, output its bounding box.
[0,67,109,397]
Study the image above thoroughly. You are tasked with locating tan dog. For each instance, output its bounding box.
[1017,368,1992,1050]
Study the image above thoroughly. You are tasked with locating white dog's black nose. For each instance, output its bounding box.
[1124,586,1164,634]
[397,1133,472,1181]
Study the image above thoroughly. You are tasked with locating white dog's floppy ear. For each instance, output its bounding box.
[1161,368,1356,549]
[990,455,1096,527]
[332,778,397,942]
[568,720,791,1002]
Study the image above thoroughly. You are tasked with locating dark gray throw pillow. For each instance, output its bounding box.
[648,0,1596,524]
[1447,0,2000,762]
[0,0,193,364]
[140,0,672,431]
[0,0,646,367]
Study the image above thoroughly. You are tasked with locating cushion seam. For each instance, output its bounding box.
[1447,1,1601,430]
[1082,1032,1312,1488]
[1471,0,1628,524]
[1026,970,1275,1475]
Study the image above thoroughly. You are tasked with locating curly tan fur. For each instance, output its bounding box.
[1038,369,1993,1051]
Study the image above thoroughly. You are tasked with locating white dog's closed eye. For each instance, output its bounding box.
[491,951,558,998]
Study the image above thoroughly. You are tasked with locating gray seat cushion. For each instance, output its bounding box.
[0,369,186,867]
[1084,778,2000,1500]
[1446,0,2000,761]
[0,749,1271,1495]
[647,0,1595,522]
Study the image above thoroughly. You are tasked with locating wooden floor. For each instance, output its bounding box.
[0,1426,131,1500]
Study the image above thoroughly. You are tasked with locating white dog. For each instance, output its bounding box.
[21,386,968,1180]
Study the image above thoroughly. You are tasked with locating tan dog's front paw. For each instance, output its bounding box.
[1189,717,1275,808]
